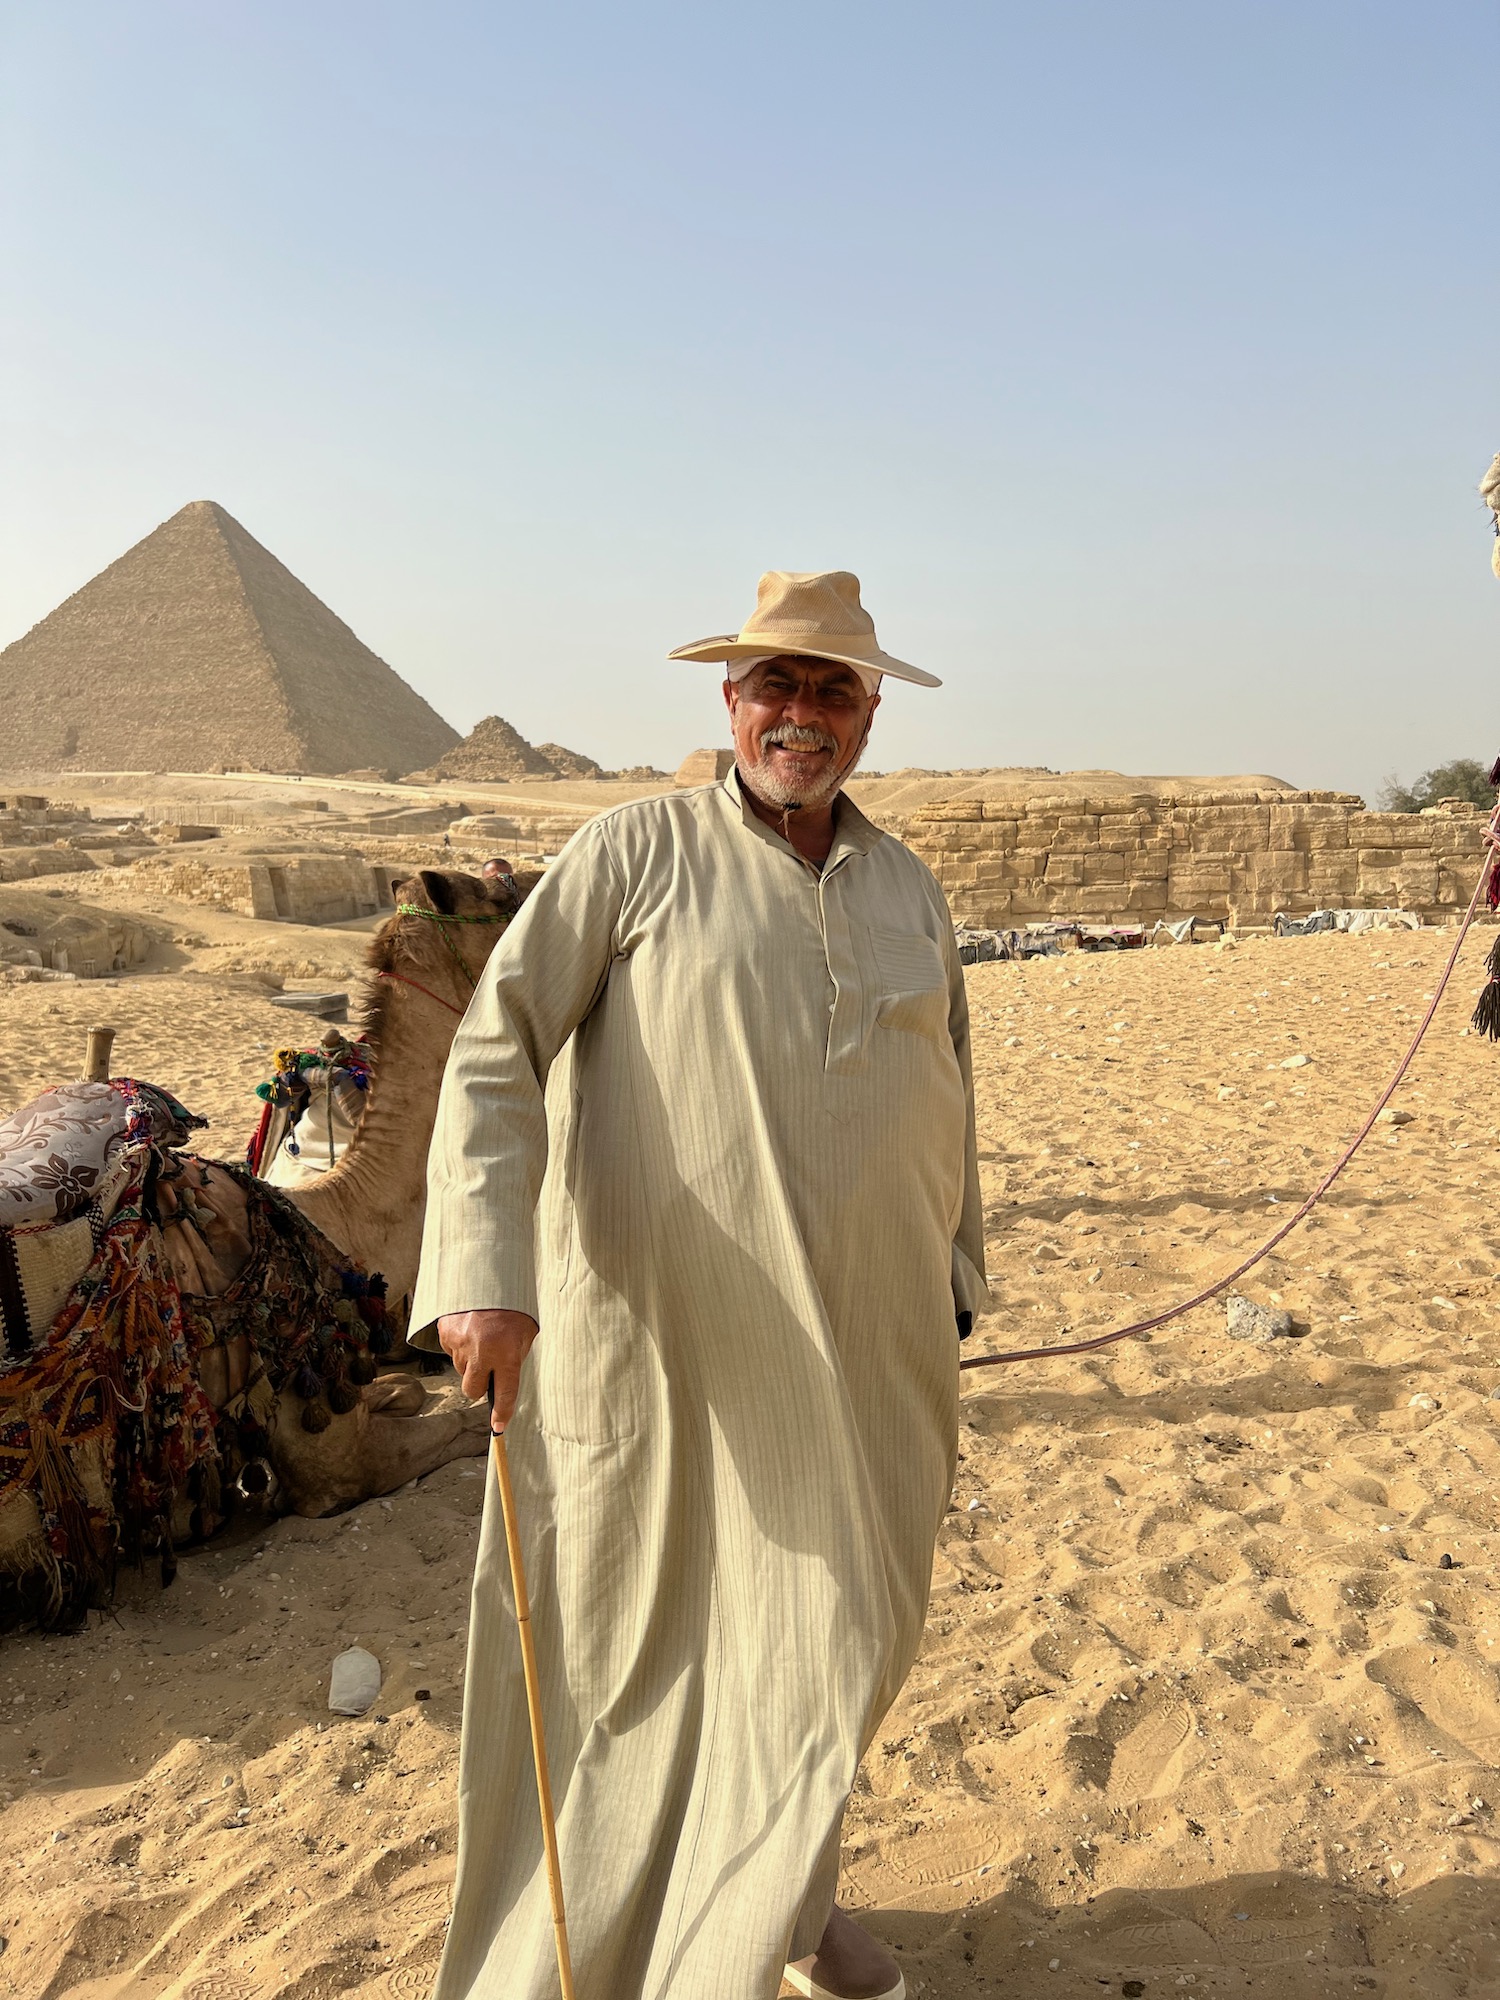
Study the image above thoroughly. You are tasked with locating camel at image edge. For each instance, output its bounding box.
[0,865,525,1603]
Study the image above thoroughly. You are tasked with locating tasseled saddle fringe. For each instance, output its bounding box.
[1472,934,1500,1040]
[1470,737,1500,1034]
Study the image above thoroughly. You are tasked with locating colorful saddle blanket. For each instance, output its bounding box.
[0,1080,204,1360]
[0,1078,389,1627]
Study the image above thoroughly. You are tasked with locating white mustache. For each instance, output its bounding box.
[759,724,838,755]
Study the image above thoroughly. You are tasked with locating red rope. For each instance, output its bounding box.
[375,968,467,1017]
[959,802,1500,1373]
[246,1098,274,1176]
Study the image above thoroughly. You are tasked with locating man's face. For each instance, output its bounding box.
[725,655,879,810]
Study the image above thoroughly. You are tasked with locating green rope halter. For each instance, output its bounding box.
[394,900,508,987]
[393,903,508,924]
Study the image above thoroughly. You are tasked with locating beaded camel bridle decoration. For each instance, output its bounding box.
[374,900,510,1016]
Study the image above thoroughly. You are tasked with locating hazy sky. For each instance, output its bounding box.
[3,3,1496,797]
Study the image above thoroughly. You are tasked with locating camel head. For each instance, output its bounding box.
[363,863,538,1021]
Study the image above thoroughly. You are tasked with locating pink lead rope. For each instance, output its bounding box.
[959,797,1500,1373]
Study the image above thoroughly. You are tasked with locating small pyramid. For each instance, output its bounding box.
[534,741,602,779]
[430,716,557,780]
[0,501,460,774]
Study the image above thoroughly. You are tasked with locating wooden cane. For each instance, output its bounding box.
[489,1379,578,1999]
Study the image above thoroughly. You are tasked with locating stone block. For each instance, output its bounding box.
[1095,800,1157,820]
[1083,852,1126,885]
[1384,865,1439,901]
[1249,852,1307,889]
[1302,818,1348,851]
[1350,814,1418,844]
[1193,804,1269,833]
[1169,879,1233,908]
[1069,886,1128,916]
[916,802,982,822]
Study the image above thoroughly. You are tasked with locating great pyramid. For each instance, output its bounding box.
[0,500,461,774]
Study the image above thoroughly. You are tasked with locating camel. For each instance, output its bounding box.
[0,862,536,1623]
[219,861,536,1516]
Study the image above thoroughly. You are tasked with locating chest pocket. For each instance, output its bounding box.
[869,925,948,1039]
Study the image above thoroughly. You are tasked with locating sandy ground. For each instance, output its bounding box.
[3,897,1500,1997]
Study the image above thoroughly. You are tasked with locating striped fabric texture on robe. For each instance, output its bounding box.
[410,771,988,2000]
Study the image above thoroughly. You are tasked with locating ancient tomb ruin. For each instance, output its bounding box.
[888,790,1492,930]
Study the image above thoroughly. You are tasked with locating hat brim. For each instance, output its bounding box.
[668,636,941,690]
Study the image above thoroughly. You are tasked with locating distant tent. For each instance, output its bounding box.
[0,500,460,775]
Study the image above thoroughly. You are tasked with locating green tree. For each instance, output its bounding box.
[1377,758,1493,813]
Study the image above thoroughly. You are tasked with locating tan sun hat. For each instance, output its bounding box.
[668,569,941,689]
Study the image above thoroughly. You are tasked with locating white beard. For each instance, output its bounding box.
[739,726,865,810]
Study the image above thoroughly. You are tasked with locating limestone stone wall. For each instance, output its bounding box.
[127,853,395,926]
[883,791,1492,929]
[0,800,153,882]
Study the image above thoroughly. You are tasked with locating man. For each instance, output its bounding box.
[412,569,988,2000]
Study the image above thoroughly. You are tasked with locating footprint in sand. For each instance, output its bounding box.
[1086,1915,1221,1968]
[1226,1916,1361,1966]
[1104,1697,1196,1801]
[382,1882,453,1927]
[375,1959,443,1997]
[1366,1644,1500,1761]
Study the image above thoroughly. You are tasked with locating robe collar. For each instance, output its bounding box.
[721,766,884,872]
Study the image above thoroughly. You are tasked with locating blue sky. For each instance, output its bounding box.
[2,2,1496,795]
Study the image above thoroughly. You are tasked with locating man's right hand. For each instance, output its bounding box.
[436,1309,540,1432]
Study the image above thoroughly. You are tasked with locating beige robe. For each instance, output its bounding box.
[410,772,988,2000]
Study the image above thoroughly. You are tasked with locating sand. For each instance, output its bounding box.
[3,887,1500,1996]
